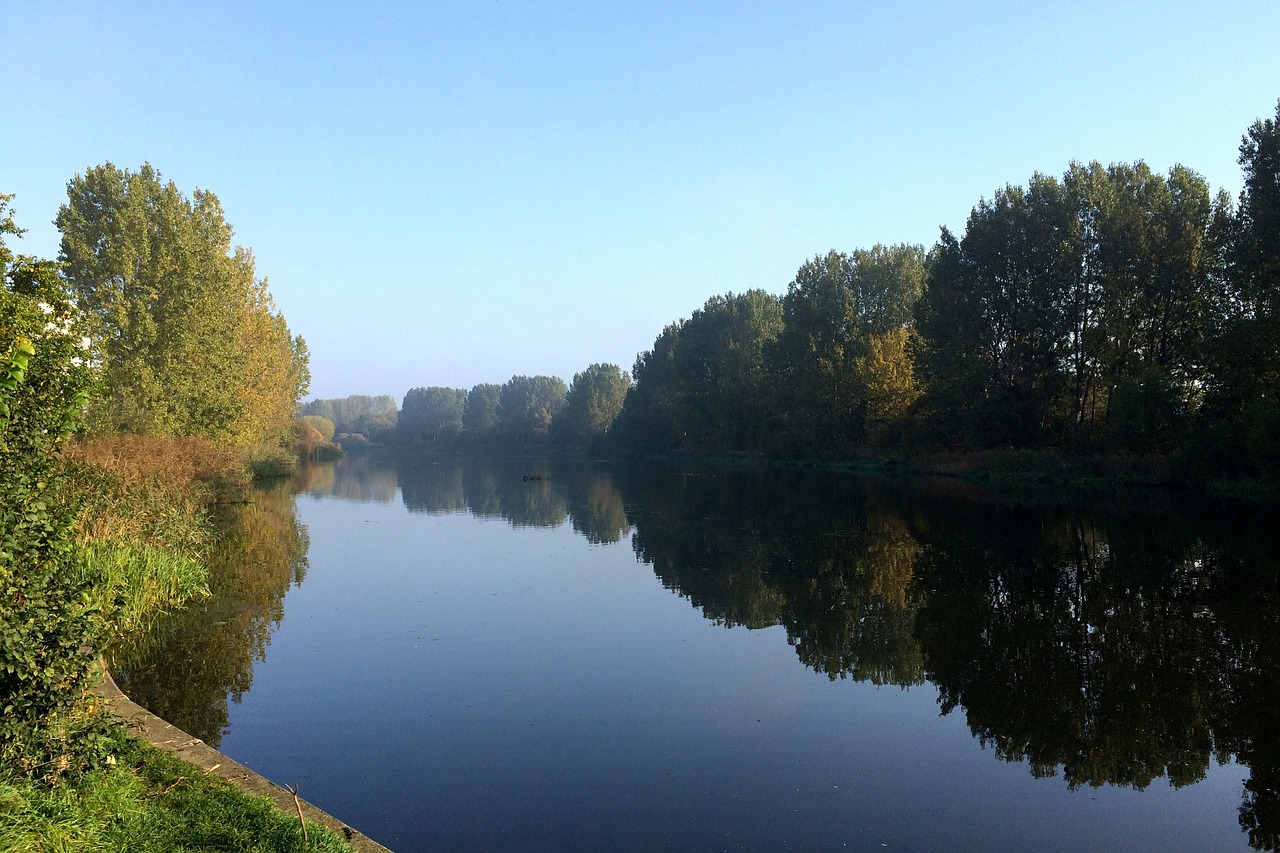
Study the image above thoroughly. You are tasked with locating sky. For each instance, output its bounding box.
[3,2,1278,402]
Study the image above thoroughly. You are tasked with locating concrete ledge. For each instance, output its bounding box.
[95,664,393,853]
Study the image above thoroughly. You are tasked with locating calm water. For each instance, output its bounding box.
[114,455,1280,852]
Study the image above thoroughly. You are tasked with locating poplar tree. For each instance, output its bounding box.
[56,163,308,446]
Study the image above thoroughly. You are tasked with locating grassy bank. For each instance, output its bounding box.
[1,435,354,852]
[0,726,351,852]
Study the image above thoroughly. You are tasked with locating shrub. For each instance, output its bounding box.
[0,253,110,781]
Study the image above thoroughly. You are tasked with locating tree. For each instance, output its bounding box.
[1068,162,1220,446]
[56,163,308,446]
[299,415,335,442]
[462,383,502,441]
[556,363,630,448]
[913,164,1221,451]
[767,246,924,454]
[301,395,398,441]
[498,375,567,444]
[619,291,782,453]
[1200,100,1280,473]
[399,386,467,444]
[856,326,920,446]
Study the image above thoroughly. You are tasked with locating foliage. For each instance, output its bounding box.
[299,415,335,442]
[295,417,342,461]
[300,394,398,441]
[913,162,1223,450]
[618,290,783,452]
[56,163,308,447]
[110,483,309,748]
[0,196,108,782]
[73,542,208,640]
[1197,99,1280,477]
[498,375,567,444]
[399,386,467,444]
[555,363,630,449]
[367,100,1279,480]
[462,383,502,441]
[766,246,924,454]
[856,326,920,446]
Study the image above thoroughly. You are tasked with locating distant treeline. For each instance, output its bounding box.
[305,100,1280,479]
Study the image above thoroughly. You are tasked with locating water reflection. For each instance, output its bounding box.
[123,454,1280,849]
[110,482,308,747]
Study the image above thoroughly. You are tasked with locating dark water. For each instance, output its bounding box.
[113,455,1280,852]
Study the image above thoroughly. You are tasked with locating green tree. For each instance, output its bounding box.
[498,375,567,444]
[301,395,398,441]
[1068,162,1220,448]
[555,363,631,448]
[915,176,1080,447]
[1201,100,1280,474]
[619,291,782,452]
[462,383,502,441]
[614,320,685,452]
[399,386,467,444]
[56,163,308,446]
[915,161,1226,452]
[767,246,924,454]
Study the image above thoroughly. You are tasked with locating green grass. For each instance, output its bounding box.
[0,731,352,852]
[74,541,210,640]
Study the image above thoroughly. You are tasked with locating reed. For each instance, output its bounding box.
[57,436,249,642]
[73,541,209,639]
[61,435,250,554]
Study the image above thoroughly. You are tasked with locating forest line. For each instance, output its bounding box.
[307,100,1280,484]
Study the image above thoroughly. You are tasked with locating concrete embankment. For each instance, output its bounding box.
[95,665,394,853]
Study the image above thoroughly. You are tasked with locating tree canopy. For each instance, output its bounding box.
[57,163,308,446]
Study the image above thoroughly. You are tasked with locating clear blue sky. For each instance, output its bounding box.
[3,2,1278,401]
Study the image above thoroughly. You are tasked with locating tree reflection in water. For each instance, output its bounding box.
[117,455,1280,849]
[111,482,308,747]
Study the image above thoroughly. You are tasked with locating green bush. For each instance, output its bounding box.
[0,233,109,781]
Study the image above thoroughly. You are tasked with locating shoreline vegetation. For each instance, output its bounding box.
[1,437,356,852]
[2,176,360,850]
[311,100,1280,497]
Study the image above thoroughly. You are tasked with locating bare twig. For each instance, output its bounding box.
[287,783,309,844]
[158,776,187,797]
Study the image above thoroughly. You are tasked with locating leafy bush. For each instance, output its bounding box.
[0,220,109,781]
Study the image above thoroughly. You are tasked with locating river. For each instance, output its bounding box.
[112,454,1280,851]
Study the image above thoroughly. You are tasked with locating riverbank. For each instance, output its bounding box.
[0,435,386,852]
[625,446,1279,500]
[93,664,391,852]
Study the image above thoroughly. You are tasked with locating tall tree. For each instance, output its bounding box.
[556,363,631,448]
[1201,99,1280,472]
[768,245,924,454]
[301,395,399,438]
[914,163,1221,451]
[498,375,567,444]
[463,383,502,442]
[57,163,307,445]
[620,291,782,453]
[914,176,1079,447]
[400,386,467,444]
